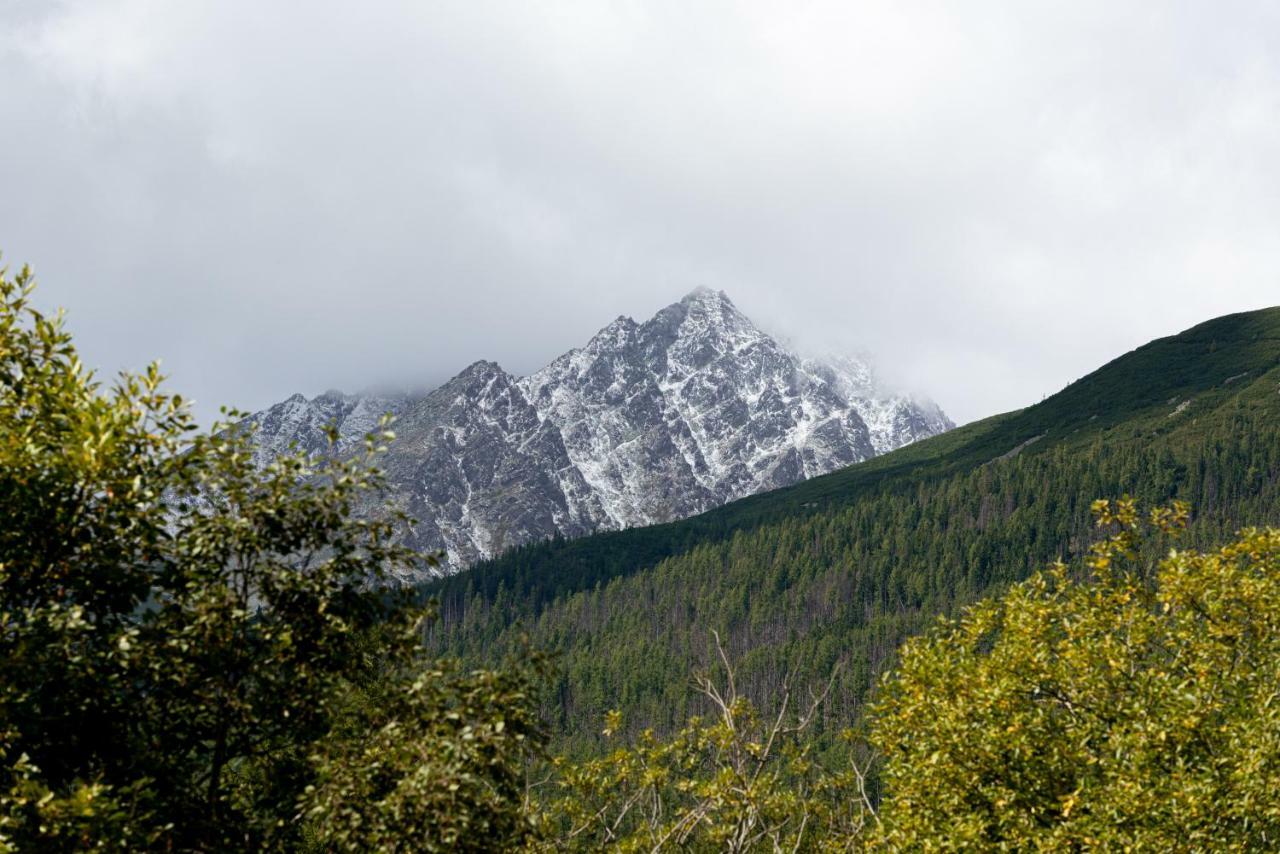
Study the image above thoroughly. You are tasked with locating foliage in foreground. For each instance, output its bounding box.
[871,498,1280,849]
[531,633,875,852]
[0,264,542,851]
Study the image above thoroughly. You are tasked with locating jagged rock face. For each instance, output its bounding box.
[244,288,954,576]
[244,391,413,467]
[805,354,954,455]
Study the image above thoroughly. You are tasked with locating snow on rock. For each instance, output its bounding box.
[242,289,954,579]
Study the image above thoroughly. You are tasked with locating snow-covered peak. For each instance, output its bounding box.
[636,289,769,381]
[679,286,737,310]
[453,359,507,380]
[582,315,639,355]
[241,388,413,468]
[242,290,953,578]
[664,288,759,341]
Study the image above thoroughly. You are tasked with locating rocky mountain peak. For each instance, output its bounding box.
[654,287,756,336]
[580,315,639,354]
[453,359,507,380]
[243,291,953,578]
[444,359,510,393]
[679,285,739,310]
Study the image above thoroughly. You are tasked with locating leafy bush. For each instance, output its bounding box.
[0,263,542,851]
[532,633,875,853]
[871,499,1280,849]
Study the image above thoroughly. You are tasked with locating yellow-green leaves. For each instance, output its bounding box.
[534,640,875,853]
[870,503,1280,850]
[0,263,538,851]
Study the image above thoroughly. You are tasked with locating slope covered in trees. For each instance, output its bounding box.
[426,307,1280,748]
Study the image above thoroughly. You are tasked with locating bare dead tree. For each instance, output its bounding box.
[535,630,879,852]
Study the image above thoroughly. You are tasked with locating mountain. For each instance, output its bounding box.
[243,288,951,574]
[425,306,1280,748]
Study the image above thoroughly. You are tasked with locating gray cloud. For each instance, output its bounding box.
[2,1,1278,424]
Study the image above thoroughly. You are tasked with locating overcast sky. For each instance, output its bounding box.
[2,2,1278,425]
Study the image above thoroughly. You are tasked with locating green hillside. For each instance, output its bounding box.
[424,307,1280,749]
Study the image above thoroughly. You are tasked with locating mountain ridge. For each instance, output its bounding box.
[243,289,952,575]
[424,304,1280,748]
[437,305,1280,608]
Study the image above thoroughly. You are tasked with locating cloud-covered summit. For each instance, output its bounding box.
[3,2,1279,425]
